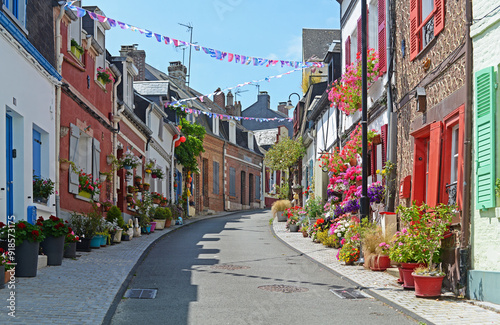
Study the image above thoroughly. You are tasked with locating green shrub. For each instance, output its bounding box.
[106,206,124,228]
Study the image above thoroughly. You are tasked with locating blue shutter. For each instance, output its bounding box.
[475,66,497,210]
[255,175,260,200]
[176,170,182,200]
[33,129,41,178]
[213,161,219,194]
[309,160,314,188]
[230,167,236,196]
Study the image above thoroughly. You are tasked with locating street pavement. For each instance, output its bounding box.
[0,209,498,324]
[109,210,416,325]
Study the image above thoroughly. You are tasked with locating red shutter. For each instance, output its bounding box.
[381,124,388,167]
[265,169,270,192]
[276,171,281,187]
[378,0,387,74]
[345,36,351,67]
[427,122,442,207]
[409,0,420,61]
[357,17,362,54]
[371,145,377,181]
[434,0,445,36]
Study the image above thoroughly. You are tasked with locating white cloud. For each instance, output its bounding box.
[285,35,302,59]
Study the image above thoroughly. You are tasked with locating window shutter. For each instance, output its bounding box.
[256,176,260,200]
[33,130,41,178]
[345,36,351,67]
[265,169,270,192]
[381,124,388,167]
[378,0,387,74]
[357,17,362,54]
[475,67,497,210]
[434,0,445,36]
[68,124,80,194]
[410,0,420,61]
[371,144,377,181]
[309,160,314,186]
[213,161,219,194]
[427,122,442,207]
[92,138,101,201]
[230,167,236,196]
[277,170,281,187]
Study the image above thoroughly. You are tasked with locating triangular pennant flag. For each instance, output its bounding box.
[241,56,247,64]
[235,54,240,63]
[194,45,200,51]
[172,39,179,47]
[163,36,170,44]
[145,30,153,38]
[107,18,116,27]
[88,12,98,21]
[96,14,107,23]
[202,47,209,54]
[154,33,162,42]
[117,21,129,29]
[228,53,234,62]
[75,7,86,17]
[179,40,187,46]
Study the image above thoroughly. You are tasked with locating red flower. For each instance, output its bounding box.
[49,215,59,221]
[31,230,39,237]
[17,222,27,229]
[68,227,72,233]
[0,222,5,228]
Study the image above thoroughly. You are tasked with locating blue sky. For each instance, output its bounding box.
[94,0,340,116]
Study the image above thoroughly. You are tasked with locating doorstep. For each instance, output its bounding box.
[38,255,47,269]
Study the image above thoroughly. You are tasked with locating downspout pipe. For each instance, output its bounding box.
[54,3,65,218]
[386,0,397,212]
[223,140,228,211]
[110,64,122,205]
[460,0,473,291]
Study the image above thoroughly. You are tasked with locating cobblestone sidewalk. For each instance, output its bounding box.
[272,218,500,325]
[0,212,234,325]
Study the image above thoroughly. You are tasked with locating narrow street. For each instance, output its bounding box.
[109,211,417,325]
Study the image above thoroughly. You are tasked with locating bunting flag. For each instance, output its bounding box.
[63,2,324,69]
[175,106,292,123]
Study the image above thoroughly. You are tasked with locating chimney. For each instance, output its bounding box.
[277,101,288,115]
[121,44,146,81]
[213,88,225,109]
[168,61,187,86]
[226,90,234,106]
[258,91,270,109]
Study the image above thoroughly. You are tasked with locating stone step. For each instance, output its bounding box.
[38,255,47,270]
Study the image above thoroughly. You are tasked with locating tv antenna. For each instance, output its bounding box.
[178,22,193,88]
[234,88,248,101]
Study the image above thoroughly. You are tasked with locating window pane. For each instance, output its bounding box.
[422,0,434,20]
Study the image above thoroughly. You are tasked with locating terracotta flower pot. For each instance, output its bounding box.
[143,184,150,191]
[165,219,172,228]
[370,255,391,271]
[400,262,426,289]
[126,196,133,203]
[412,273,445,298]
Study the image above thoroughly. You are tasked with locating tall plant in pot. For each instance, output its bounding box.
[410,203,455,298]
[0,221,45,277]
[37,216,69,266]
[106,205,124,243]
[271,200,292,222]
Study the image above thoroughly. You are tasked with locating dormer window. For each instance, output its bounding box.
[248,132,254,151]
[3,0,27,28]
[212,116,219,136]
[229,120,236,144]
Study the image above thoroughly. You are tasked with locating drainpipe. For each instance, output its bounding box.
[110,65,122,205]
[460,0,473,291]
[385,0,397,212]
[54,4,65,218]
[223,140,228,211]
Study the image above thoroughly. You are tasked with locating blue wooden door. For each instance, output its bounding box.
[33,129,41,178]
[6,115,13,217]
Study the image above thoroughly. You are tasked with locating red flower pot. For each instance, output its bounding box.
[400,262,426,289]
[412,273,445,298]
[397,266,404,284]
[370,255,391,271]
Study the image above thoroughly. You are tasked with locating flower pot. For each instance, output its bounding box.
[76,238,91,252]
[5,269,14,284]
[64,242,77,258]
[372,134,382,145]
[136,184,143,191]
[100,235,107,247]
[34,197,48,205]
[123,165,132,170]
[277,211,287,222]
[154,219,166,230]
[71,45,82,60]
[78,191,92,199]
[90,236,102,249]
[126,196,133,203]
[349,157,357,166]
[60,161,71,171]
[400,262,426,289]
[165,219,172,228]
[153,198,160,204]
[302,230,308,238]
[289,224,299,232]
[150,222,157,232]
[397,266,404,284]
[370,255,391,271]
[143,184,150,191]
[113,229,123,243]
[121,234,130,241]
[127,186,135,194]
[412,273,445,298]
[152,174,157,179]
[40,235,65,266]
[15,241,39,277]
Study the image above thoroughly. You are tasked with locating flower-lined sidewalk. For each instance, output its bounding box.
[272,218,500,325]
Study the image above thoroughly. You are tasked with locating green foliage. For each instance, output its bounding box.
[496,178,500,198]
[175,118,206,172]
[106,206,124,228]
[264,137,305,172]
[275,181,290,200]
[305,195,323,219]
[151,207,171,220]
[135,192,153,227]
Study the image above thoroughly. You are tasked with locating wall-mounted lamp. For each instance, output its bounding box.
[285,93,301,110]
[415,87,426,113]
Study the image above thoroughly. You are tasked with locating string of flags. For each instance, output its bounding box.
[178,106,292,123]
[168,67,302,108]
[63,2,324,69]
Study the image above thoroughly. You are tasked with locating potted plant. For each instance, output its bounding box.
[271,199,292,222]
[151,192,161,205]
[96,67,115,85]
[78,170,101,199]
[121,223,131,241]
[151,167,165,179]
[64,230,79,258]
[126,194,133,203]
[32,175,55,204]
[150,207,168,230]
[37,216,69,266]
[145,158,155,174]
[0,221,45,277]
[106,205,124,243]
[410,203,455,298]
[143,182,150,191]
[134,175,142,186]
[361,226,392,271]
[70,38,84,59]
[118,150,141,170]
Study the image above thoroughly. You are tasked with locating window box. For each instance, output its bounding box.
[71,45,82,60]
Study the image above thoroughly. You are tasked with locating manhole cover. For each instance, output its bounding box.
[330,288,371,299]
[258,284,309,293]
[211,265,250,271]
[124,289,157,299]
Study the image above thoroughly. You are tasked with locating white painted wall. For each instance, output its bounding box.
[0,34,57,222]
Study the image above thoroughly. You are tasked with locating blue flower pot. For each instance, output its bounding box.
[100,235,107,247]
[90,235,102,248]
[146,225,152,233]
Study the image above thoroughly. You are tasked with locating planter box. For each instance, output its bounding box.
[277,211,287,222]
[153,219,166,230]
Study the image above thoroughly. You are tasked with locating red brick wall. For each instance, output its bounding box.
[196,134,225,212]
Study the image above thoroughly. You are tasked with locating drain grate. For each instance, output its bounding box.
[258,284,309,293]
[124,289,157,299]
[211,264,250,271]
[330,288,371,299]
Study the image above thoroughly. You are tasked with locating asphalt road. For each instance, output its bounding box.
[109,210,417,325]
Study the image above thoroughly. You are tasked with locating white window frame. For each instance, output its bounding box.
[3,0,27,29]
[450,125,459,184]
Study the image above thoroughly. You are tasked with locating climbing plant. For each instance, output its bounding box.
[174,117,205,173]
